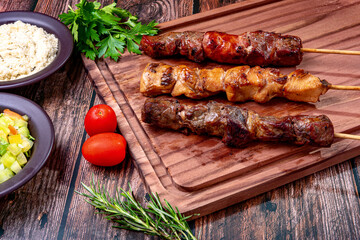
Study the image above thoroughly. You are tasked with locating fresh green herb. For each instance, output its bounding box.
[28,134,35,141]
[24,150,31,158]
[77,179,198,240]
[59,0,159,61]
[0,139,9,156]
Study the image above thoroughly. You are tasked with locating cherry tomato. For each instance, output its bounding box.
[84,104,117,136]
[82,132,127,166]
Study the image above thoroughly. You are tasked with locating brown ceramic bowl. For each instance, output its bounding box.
[0,11,73,89]
[0,93,55,197]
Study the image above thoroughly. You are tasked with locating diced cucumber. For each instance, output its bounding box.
[17,126,30,138]
[0,125,10,136]
[0,116,14,127]
[0,132,8,144]
[0,168,14,184]
[7,143,22,156]
[14,119,28,128]
[20,137,33,152]
[1,152,16,168]
[10,161,22,174]
[16,152,28,166]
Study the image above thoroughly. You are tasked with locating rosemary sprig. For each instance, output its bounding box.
[77,179,198,240]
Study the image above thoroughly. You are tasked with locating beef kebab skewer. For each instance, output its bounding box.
[140,31,360,67]
[141,98,360,148]
[140,63,360,103]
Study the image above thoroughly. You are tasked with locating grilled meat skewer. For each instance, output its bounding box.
[141,98,334,147]
[140,31,303,66]
[141,31,206,62]
[140,63,330,103]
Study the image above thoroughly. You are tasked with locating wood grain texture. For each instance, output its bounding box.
[84,0,360,220]
[118,0,195,23]
[0,0,103,239]
[0,0,359,240]
[0,1,36,11]
[199,0,243,12]
[0,54,94,239]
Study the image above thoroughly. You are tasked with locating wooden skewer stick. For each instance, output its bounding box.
[301,48,360,55]
[334,132,360,141]
[329,85,360,91]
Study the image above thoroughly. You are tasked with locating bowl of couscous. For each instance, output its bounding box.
[0,11,73,89]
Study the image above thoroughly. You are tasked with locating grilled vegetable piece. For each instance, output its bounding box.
[140,30,303,66]
[140,63,329,103]
[141,98,334,147]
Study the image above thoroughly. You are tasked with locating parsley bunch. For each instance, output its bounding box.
[59,0,158,61]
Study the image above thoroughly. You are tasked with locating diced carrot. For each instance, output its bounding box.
[8,125,18,135]
[3,109,24,120]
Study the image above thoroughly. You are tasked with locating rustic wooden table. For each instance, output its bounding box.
[1,0,360,239]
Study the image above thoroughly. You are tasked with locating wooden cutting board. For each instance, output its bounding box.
[82,0,360,218]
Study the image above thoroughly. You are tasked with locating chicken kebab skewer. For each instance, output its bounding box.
[142,98,360,148]
[140,31,360,67]
[140,63,360,103]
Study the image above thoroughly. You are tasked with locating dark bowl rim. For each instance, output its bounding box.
[0,11,74,89]
[0,92,55,197]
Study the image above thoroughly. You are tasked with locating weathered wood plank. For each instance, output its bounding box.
[86,0,360,215]
[0,0,36,11]
[117,0,194,23]
[60,0,196,239]
[0,56,94,239]
[195,161,360,239]
[0,0,359,240]
[0,1,97,239]
[82,0,360,238]
[199,0,243,12]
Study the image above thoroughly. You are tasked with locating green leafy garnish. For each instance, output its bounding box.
[0,138,9,156]
[59,0,159,61]
[28,134,35,141]
[77,179,198,240]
